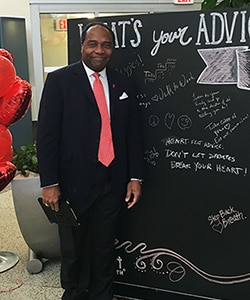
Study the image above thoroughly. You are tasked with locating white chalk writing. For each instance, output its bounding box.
[205,113,249,144]
[151,73,195,102]
[208,206,247,234]
[151,26,192,56]
[192,91,231,119]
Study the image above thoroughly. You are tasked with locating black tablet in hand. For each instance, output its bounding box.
[38,197,80,227]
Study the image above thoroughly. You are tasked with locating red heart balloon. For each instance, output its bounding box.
[0,77,32,127]
[0,125,12,162]
[0,161,16,192]
[0,146,13,162]
[0,48,14,63]
[0,124,12,142]
[0,56,16,97]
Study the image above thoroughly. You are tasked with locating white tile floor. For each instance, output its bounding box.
[0,184,63,299]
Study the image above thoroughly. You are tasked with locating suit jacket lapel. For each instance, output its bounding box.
[73,61,96,106]
[107,69,117,118]
[73,63,118,117]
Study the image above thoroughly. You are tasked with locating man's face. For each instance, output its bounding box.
[81,25,113,72]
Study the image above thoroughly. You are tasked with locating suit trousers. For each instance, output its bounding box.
[59,163,122,300]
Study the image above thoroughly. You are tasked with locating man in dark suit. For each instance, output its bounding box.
[37,22,144,300]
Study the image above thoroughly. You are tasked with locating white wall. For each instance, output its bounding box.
[0,0,29,18]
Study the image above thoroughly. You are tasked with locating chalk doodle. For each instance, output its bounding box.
[116,256,127,276]
[115,239,250,284]
[197,46,250,91]
[144,146,159,166]
[164,113,175,129]
[149,115,160,127]
[144,59,177,83]
[177,115,192,130]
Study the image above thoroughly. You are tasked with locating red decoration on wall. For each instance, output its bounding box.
[0,161,16,191]
[0,48,32,191]
[0,76,32,127]
[0,55,16,97]
[0,49,14,63]
[0,124,12,162]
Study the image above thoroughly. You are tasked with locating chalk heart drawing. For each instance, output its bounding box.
[151,95,158,101]
[165,112,175,129]
[115,240,250,284]
[212,222,223,234]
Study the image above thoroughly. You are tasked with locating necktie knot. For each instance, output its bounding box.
[93,72,100,80]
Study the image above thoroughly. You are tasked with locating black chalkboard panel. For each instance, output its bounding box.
[68,9,250,300]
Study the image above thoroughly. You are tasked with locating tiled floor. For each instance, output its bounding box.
[0,184,129,300]
[0,184,63,299]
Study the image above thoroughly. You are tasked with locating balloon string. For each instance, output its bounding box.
[0,278,23,293]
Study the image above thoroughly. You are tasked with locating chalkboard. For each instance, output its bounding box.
[68,9,250,300]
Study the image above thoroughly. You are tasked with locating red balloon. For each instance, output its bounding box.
[0,50,32,191]
[0,49,14,63]
[0,56,16,97]
[0,146,13,162]
[0,161,16,192]
[0,124,12,143]
[0,125,12,161]
[0,77,32,126]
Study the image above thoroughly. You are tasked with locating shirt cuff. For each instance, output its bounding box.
[42,183,59,188]
[130,178,143,184]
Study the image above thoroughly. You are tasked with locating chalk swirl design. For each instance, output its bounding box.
[115,240,250,284]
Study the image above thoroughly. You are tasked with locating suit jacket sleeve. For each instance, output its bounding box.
[37,70,64,187]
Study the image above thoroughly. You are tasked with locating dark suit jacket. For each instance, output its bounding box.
[37,61,144,215]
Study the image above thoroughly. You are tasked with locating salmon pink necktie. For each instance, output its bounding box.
[93,72,114,167]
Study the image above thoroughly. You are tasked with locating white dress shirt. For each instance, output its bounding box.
[82,62,111,116]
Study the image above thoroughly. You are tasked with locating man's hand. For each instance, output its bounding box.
[42,185,61,212]
[125,180,142,209]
